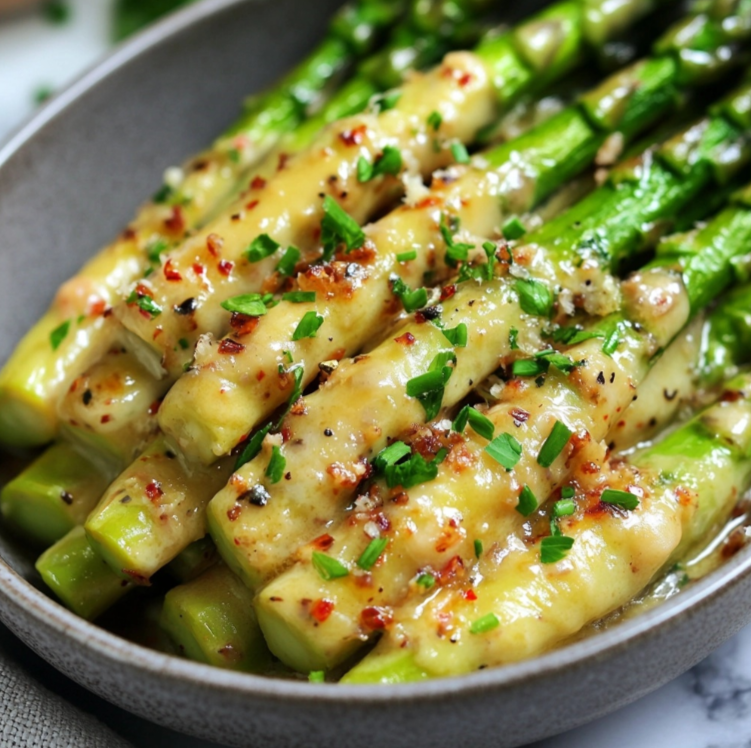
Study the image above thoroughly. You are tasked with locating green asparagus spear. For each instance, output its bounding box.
[160,0,749,464]
[342,371,751,682]
[0,0,406,449]
[166,536,219,583]
[160,563,272,672]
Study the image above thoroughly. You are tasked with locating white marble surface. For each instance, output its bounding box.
[2,4,751,747]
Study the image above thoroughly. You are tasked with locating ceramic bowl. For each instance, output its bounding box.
[2,1,751,746]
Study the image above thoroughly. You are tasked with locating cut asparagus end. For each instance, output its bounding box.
[0,442,117,547]
[341,645,430,684]
[36,526,132,620]
[166,536,219,583]
[160,564,272,672]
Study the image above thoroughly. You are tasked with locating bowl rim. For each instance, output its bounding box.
[2,0,751,708]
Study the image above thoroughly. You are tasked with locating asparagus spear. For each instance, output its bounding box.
[160,563,272,672]
[342,372,751,682]
[209,86,751,603]
[159,0,748,464]
[114,0,669,379]
[699,282,751,384]
[0,0,406,449]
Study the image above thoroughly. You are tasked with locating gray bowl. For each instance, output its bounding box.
[1,2,751,747]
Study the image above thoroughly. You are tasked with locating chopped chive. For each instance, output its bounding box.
[146,238,169,264]
[374,91,401,112]
[602,326,621,357]
[274,364,305,427]
[309,671,325,683]
[441,323,468,348]
[383,452,441,489]
[357,146,402,183]
[126,290,162,318]
[474,539,483,559]
[535,349,580,374]
[440,214,475,267]
[227,148,241,164]
[537,420,573,468]
[502,217,526,241]
[516,485,537,517]
[374,441,412,471]
[509,327,519,350]
[311,552,349,581]
[552,325,603,345]
[276,246,301,277]
[416,572,436,589]
[50,320,71,351]
[561,485,575,499]
[427,111,442,131]
[485,432,522,471]
[470,613,500,634]
[265,446,286,484]
[321,196,365,260]
[178,338,190,350]
[244,233,281,263]
[452,405,494,440]
[391,276,428,313]
[515,278,554,317]
[451,142,470,164]
[283,291,316,303]
[396,250,417,262]
[292,312,324,341]
[512,358,548,378]
[152,184,173,204]
[601,488,640,510]
[221,293,275,317]
[235,423,272,470]
[552,498,576,517]
[540,535,574,564]
[357,537,389,570]
[406,351,456,421]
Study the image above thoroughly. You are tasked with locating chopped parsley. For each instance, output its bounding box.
[552,498,576,518]
[126,290,162,319]
[516,485,538,517]
[470,613,500,634]
[512,358,548,378]
[244,233,281,263]
[374,441,412,470]
[396,250,417,262]
[221,292,277,317]
[427,111,443,131]
[509,327,519,350]
[474,539,483,559]
[485,432,522,471]
[540,535,574,564]
[441,323,468,348]
[321,196,365,260]
[602,326,621,356]
[601,488,640,510]
[146,238,169,264]
[515,278,554,317]
[440,214,475,267]
[406,351,456,420]
[537,420,573,468]
[417,572,436,589]
[50,320,71,351]
[535,349,581,374]
[283,291,316,303]
[234,423,272,470]
[373,91,401,112]
[178,338,190,350]
[152,183,173,204]
[451,142,470,164]
[561,485,575,499]
[276,246,301,276]
[357,145,402,182]
[373,441,446,489]
[551,325,603,345]
[391,276,428,312]
[265,446,286,484]
[457,241,497,282]
[311,552,349,581]
[357,537,388,570]
[452,405,494,440]
[502,216,526,241]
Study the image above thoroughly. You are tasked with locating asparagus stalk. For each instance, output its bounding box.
[160,563,272,672]
[0,0,406,449]
[166,536,219,583]
[209,87,751,604]
[113,0,668,379]
[159,0,749,464]
[343,373,751,682]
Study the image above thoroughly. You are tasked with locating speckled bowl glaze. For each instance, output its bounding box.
[2,2,751,746]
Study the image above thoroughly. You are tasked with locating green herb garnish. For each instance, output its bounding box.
[50,320,70,351]
[234,423,272,470]
[427,111,443,131]
[396,250,417,262]
[502,217,526,241]
[485,432,522,471]
[452,405,494,440]
[276,246,301,277]
[357,538,389,570]
[406,351,456,420]
[221,293,276,317]
[537,420,572,468]
[470,613,500,634]
[451,142,470,164]
[283,291,316,303]
[265,446,286,484]
[244,234,281,263]
[441,323,468,348]
[601,488,640,510]
[357,145,402,183]
[516,485,537,517]
[321,196,365,261]
[515,278,554,317]
[540,535,574,564]
[391,276,428,313]
[126,290,162,318]
[311,552,349,581]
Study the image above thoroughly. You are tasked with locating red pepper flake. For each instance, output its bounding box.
[256,370,266,381]
[229,313,259,336]
[339,124,367,147]
[152,327,163,340]
[250,176,267,190]
[277,152,290,171]
[360,606,392,630]
[164,206,185,234]
[218,339,246,355]
[510,407,530,426]
[246,199,259,211]
[100,415,112,424]
[192,263,205,276]
[206,233,224,257]
[218,259,234,277]
[463,589,477,601]
[438,555,465,583]
[310,599,335,623]
[145,480,164,501]
[148,400,161,416]
[394,332,416,346]
[88,298,107,316]
[281,425,292,443]
[122,227,136,240]
[122,569,150,586]
[227,505,242,522]
[163,260,182,281]
[311,534,335,551]
[722,388,744,402]
[440,284,456,301]
[415,196,441,209]
[458,71,472,86]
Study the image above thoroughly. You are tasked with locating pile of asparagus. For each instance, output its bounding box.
[3,0,751,683]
